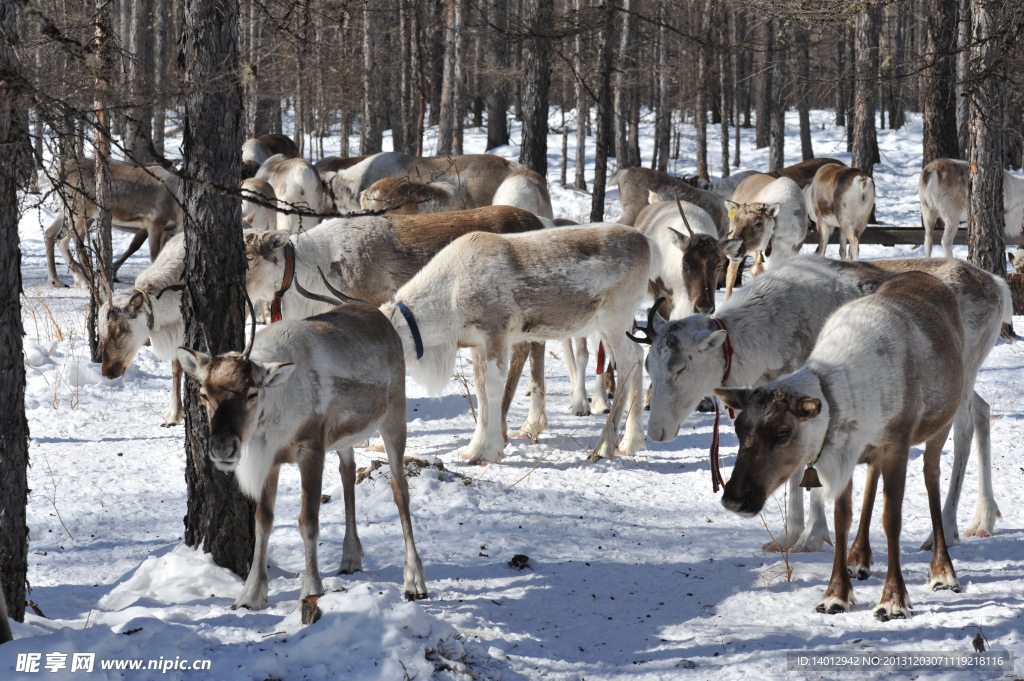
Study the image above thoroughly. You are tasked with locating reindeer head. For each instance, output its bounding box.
[663,200,743,316]
[176,349,295,471]
[641,313,728,442]
[243,229,290,301]
[360,177,428,215]
[98,292,151,379]
[325,172,360,213]
[714,386,823,517]
[722,201,781,262]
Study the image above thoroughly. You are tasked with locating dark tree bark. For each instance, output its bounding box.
[755,17,772,149]
[852,4,880,176]
[152,0,168,154]
[796,23,813,161]
[922,0,959,165]
[519,0,550,176]
[656,0,671,172]
[361,0,384,155]
[888,2,907,130]
[125,0,154,162]
[835,25,846,126]
[614,0,634,167]
[438,0,465,156]
[767,20,785,173]
[485,0,509,150]
[732,9,742,166]
[91,0,115,365]
[0,0,30,628]
[400,0,416,154]
[180,0,256,578]
[956,0,970,157]
[966,0,1006,277]
[719,14,730,177]
[694,0,712,179]
[573,0,587,190]
[590,0,613,223]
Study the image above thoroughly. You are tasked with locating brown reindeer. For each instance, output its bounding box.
[359,176,469,215]
[717,271,966,620]
[807,164,875,260]
[768,158,845,188]
[241,134,300,179]
[45,159,182,289]
[608,167,729,234]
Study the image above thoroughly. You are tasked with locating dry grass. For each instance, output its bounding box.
[758,486,795,587]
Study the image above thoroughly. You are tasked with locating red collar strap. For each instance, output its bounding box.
[765,237,773,257]
[709,317,735,493]
[270,242,295,323]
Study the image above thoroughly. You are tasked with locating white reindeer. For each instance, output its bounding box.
[382,224,655,462]
[359,177,468,215]
[807,164,875,260]
[491,169,554,219]
[99,234,185,426]
[718,271,966,619]
[640,255,1009,556]
[919,158,1024,258]
[241,177,279,232]
[256,154,332,234]
[177,304,428,610]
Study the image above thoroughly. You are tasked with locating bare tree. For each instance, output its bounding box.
[795,22,814,160]
[695,0,712,179]
[180,0,256,577]
[362,0,384,154]
[0,0,30,629]
[922,0,959,165]
[90,0,115,364]
[966,0,1006,277]
[851,3,880,176]
[485,0,509,150]
[614,0,635,168]
[656,0,671,172]
[519,0,551,175]
[767,18,785,172]
[573,0,587,189]
[590,0,613,222]
[125,0,154,162]
[438,0,465,155]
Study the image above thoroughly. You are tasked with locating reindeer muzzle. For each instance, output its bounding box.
[721,483,764,518]
[208,435,241,471]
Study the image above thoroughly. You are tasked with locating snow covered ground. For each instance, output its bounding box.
[7,110,1024,680]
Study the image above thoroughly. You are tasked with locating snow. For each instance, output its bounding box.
[7,109,1024,680]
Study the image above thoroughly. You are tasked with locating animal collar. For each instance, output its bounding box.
[271,242,296,323]
[395,302,424,360]
[135,288,155,330]
[709,317,736,494]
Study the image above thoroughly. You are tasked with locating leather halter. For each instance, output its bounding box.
[135,288,155,330]
[709,317,736,493]
[270,242,295,323]
[395,302,424,360]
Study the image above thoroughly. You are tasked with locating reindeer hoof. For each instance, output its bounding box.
[404,589,429,601]
[874,605,909,622]
[849,566,871,581]
[47,279,69,289]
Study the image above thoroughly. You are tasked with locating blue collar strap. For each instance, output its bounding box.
[396,302,424,360]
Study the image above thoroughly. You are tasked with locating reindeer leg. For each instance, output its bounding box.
[45,214,70,288]
[463,345,509,463]
[516,342,548,440]
[380,409,428,600]
[875,443,911,621]
[568,338,591,416]
[966,392,1000,538]
[940,213,958,259]
[338,446,363,574]
[724,259,740,301]
[591,338,612,414]
[923,424,961,592]
[233,464,280,610]
[924,400,969,550]
[501,342,530,440]
[849,462,880,579]
[297,446,325,601]
[817,480,855,613]
[922,208,936,257]
[112,228,149,281]
[162,359,184,426]
[593,334,643,458]
[793,488,833,552]
[58,232,89,290]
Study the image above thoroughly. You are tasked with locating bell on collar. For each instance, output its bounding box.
[799,466,822,489]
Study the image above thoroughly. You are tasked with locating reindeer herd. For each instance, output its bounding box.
[42,132,1020,620]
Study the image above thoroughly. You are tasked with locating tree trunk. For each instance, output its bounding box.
[125,0,154,162]
[520,0,550,176]
[768,20,785,173]
[656,0,671,173]
[486,0,509,150]
[796,23,813,161]
[590,0,613,222]
[922,0,959,165]
[614,0,634,167]
[835,25,846,126]
[695,0,712,179]
[719,15,730,177]
[888,2,907,130]
[438,0,465,156]
[755,17,771,149]
[180,0,256,578]
[955,0,970,157]
[966,0,1005,277]
[0,0,30,628]
[573,0,587,190]
[732,10,741,167]
[852,4,880,176]
[92,0,115,364]
[361,0,383,155]
[400,1,414,154]
[152,0,168,154]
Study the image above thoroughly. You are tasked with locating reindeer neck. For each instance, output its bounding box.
[716,304,791,389]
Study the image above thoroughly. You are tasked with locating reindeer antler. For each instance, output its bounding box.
[316,266,368,305]
[676,198,695,237]
[243,290,257,359]
[626,297,666,345]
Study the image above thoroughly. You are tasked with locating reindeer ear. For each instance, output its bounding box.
[714,387,751,412]
[647,190,661,205]
[794,396,821,420]
[720,238,744,260]
[127,292,145,311]
[263,230,290,250]
[242,212,255,225]
[697,329,727,352]
[763,203,782,219]
[667,227,691,252]
[177,347,211,380]
[724,199,739,213]
[255,361,296,388]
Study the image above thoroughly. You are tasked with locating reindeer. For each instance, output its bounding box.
[639,255,1009,555]
[717,271,966,620]
[177,303,429,609]
[314,155,372,177]
[721,175,807,299]
[241,134,300,179]
[807,164,875,260]
[241,178,278,232]
[359,177,468,215]
[919,158,1024,259]
[609,166,728,234]
[683,169,761,200]
[382,224,654,463]
[256,154,332,234]
[768,157,845,188]
[98,234,186,426]
[325,152,524,213]
[45,159,182,289]
[491,169,554,219]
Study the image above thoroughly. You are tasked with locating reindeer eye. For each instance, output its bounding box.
[775,429,790,443]
[199,392,209,403]
[675,363,687,377]
[247,392,258,402]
